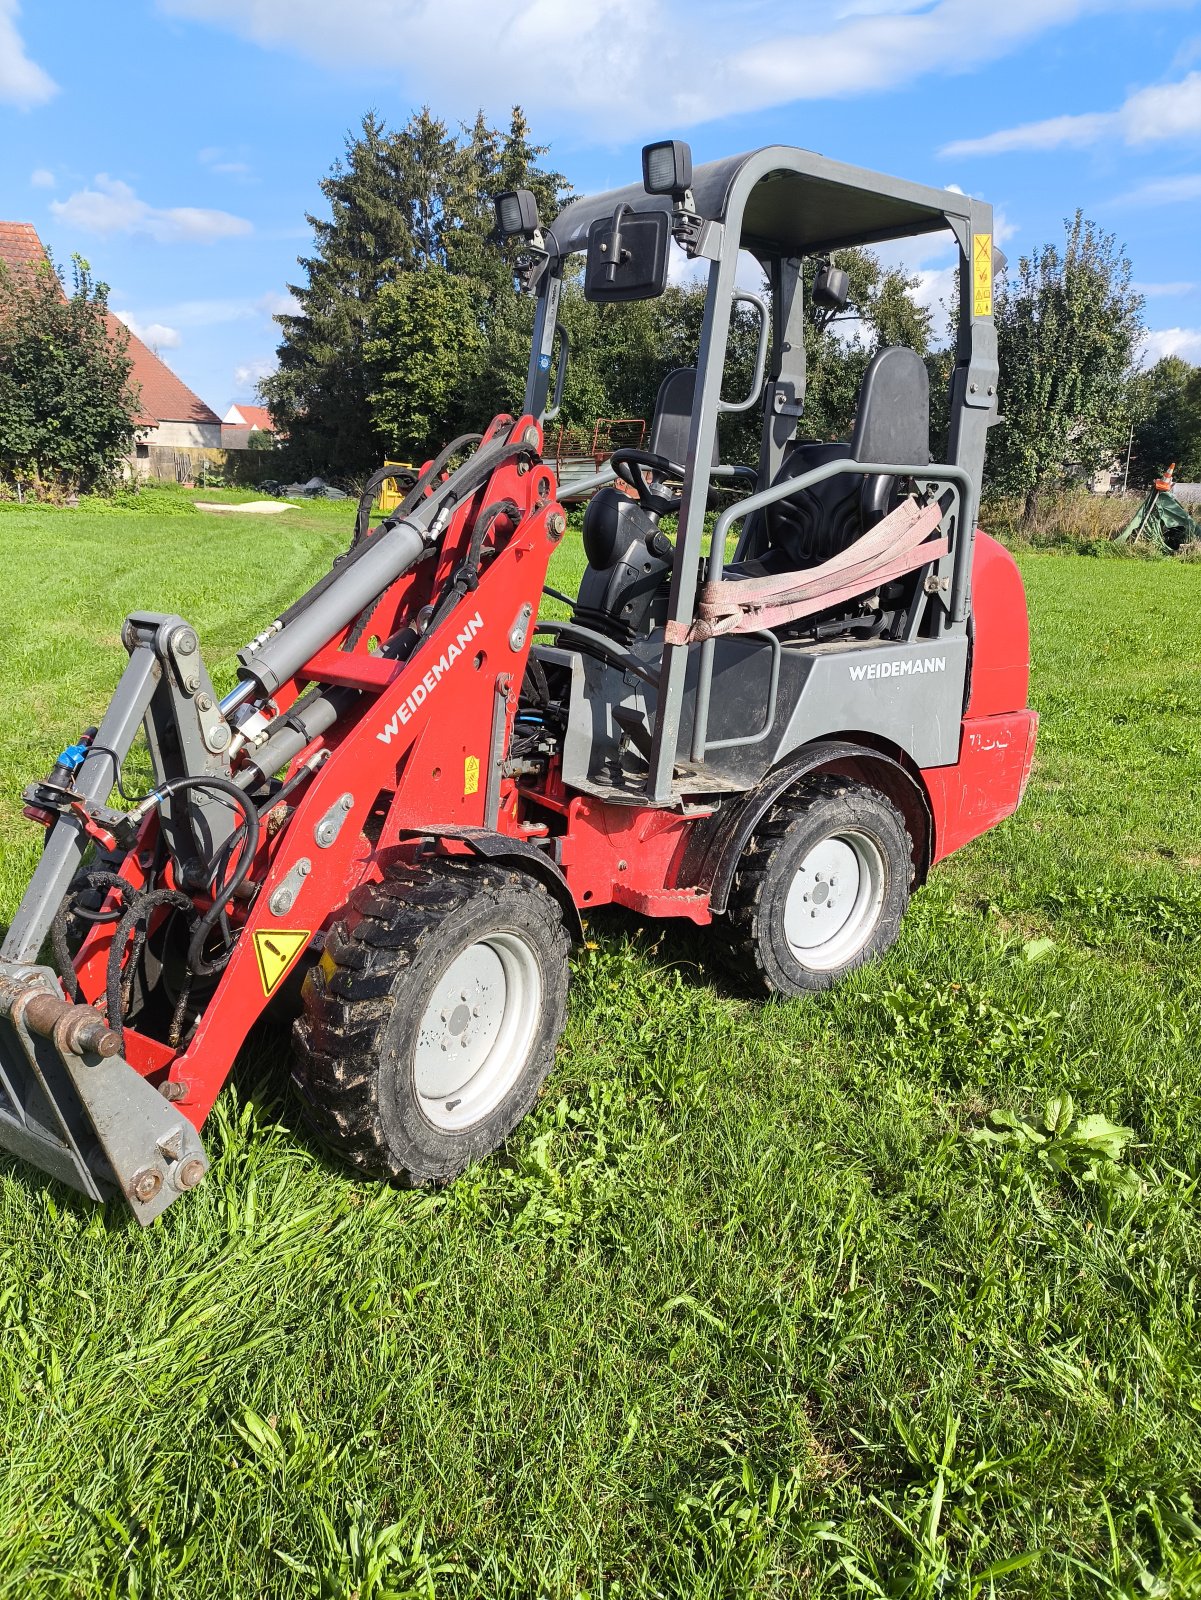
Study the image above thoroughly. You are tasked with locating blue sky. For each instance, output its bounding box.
[2,0,1199,415]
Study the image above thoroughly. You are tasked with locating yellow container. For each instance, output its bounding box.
[377,461,416,515]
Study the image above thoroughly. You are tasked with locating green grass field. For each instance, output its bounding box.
[0,492,1199,1598]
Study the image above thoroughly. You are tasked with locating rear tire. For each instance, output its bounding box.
[720,776,913,996]
[292,858,570,1184]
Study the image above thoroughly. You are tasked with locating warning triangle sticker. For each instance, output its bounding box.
[253,929,311,996]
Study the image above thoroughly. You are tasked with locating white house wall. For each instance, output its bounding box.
[153,421,224,449]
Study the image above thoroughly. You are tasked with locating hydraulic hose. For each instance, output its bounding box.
[237,432,538,701]
[126,775,260,979]
[392,432,484,522]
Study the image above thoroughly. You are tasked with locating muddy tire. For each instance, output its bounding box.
[292,857,571,1184]
[720,776,913,996]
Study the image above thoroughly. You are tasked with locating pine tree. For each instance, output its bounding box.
[265,107,566,478]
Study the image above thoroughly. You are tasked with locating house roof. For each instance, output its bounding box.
[0,220,49,274]
[224,402,274,432]
[108,314,220,429]
[0,220,220,430]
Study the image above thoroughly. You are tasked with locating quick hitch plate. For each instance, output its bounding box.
[0,962,208,1225]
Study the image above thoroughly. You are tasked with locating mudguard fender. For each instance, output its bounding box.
[681,739,933,914]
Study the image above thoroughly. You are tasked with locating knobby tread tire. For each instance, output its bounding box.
[722,775,913,996]
[292,857,570,1185]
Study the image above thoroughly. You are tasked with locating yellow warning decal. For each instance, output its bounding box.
[972,233,993,319]
[464,755,480,796]
[253,929,310,997]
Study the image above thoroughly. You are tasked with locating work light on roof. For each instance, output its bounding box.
[494,189,540,240]
[642,140,692,200]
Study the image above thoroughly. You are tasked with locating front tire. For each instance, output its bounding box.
[292,858,571,1184]
[721,776,913,996]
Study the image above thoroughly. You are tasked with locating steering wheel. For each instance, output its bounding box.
[610,448,685,518]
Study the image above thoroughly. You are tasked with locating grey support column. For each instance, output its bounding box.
[647,241,739,803]
[945,201,1000,623]
[759,255,807,487]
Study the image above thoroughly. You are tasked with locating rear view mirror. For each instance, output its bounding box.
[813,263,850,312]
[584,207,671,303]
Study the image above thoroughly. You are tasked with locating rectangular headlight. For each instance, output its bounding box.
[494,189,539,239]
[642,140,692,197]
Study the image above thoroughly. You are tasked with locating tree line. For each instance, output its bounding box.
[1,107,1198,508]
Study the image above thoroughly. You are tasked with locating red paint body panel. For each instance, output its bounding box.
[965,532,1030,718]
[923,710,1038,863]
[922,531,1038,862]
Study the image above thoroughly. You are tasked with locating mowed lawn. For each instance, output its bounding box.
[0,495,1199,1598]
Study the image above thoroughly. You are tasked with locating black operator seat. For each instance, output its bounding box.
[744,346,930,571]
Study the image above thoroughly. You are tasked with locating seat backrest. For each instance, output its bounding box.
[648,367,718,468]
[751,347,930,567]
[851,346,930,468]
[853,346,930,524]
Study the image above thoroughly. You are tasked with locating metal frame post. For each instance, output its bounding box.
[646,243,740,802]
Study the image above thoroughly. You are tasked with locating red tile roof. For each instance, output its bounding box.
[0,220,219,430]
[227,403,275,433]
[108,314,220,429]
[0,220,49,274]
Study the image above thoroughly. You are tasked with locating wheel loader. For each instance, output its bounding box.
[0,141,1037,1223]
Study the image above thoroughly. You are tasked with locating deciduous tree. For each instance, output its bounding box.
[987,213,1144,522]
[0,253,137,494]
[1128,355,1201,484]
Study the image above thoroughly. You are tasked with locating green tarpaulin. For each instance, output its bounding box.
[1117,488,1198,555]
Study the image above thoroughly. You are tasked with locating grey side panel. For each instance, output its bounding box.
[554,633,966,801]
[772,636,968,771]
[672,635,966,787]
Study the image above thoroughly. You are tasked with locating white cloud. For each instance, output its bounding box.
[50,175,252,244]
[234,357,275,389]
[199,145,253,177]
[911,263,958,319]
[1110,172,1201,206]
[1133,280,1198,298]
[942,71,1201,157]
[255,289,299,317]
[668,247,763,291]
[0,0,56,109]
[155,0,1195,134]
[112,311,183,350]
[1139,327,1201,363]
[29,167,55,189]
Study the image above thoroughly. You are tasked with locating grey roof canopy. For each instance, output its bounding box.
[548,145,970,260]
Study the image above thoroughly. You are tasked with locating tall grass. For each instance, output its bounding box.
[982,487,1201,554]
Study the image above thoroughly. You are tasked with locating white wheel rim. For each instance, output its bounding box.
[414,931,542,1131]
[783,829,887,972]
